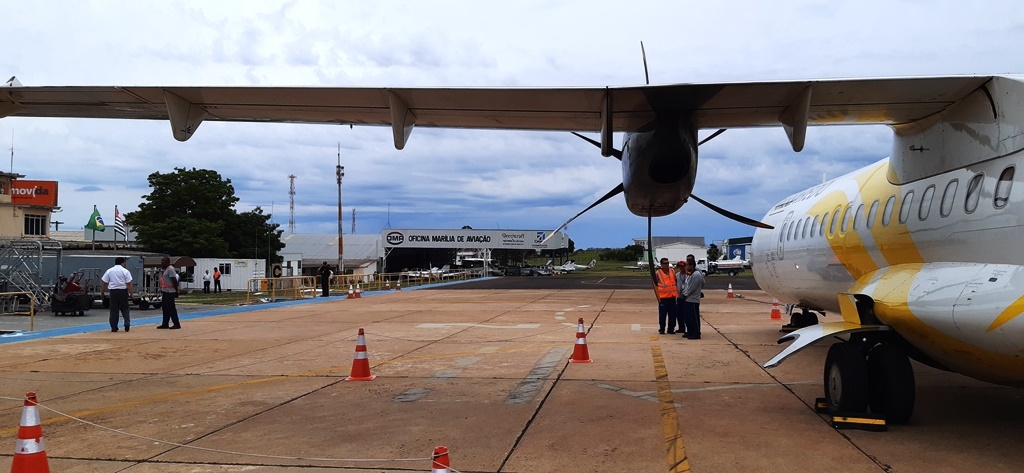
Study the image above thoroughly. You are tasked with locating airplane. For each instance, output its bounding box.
[621,260,649,271]
[554,259,597,273]
[4,73,1024,426]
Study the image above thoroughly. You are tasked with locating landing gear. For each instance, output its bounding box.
[824,343,869,412]
[782,307,819,332]
[867,343,915,424]
[822,340,915,424]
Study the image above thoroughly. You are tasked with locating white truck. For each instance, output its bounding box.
[698,257,750,276]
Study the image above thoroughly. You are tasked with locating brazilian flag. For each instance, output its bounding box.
[85,206,105,231]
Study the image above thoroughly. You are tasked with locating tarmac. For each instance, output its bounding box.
[1,277,1023,472]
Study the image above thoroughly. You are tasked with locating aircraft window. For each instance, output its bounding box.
[882,195,895,226]
[965,173,984,213]
[867,200,879,228]
[841,205,853,233]
[811,215,819,237]
[829,207,841,236]
[919,185,935,220]
[899,190,915,224]
[786,221,793,241]
[853,204,864,230]
[821,212,829,236]
[801,217,809,239]
[940,179,958,217]
[793,219,803,240]
[995,166,1015,209]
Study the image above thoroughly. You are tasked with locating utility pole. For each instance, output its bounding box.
[336,143,345,274]
[288,174,296,233]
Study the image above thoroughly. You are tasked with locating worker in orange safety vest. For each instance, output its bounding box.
[655,258,679,334]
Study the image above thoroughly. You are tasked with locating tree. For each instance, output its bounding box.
[126,167,282,259]
[223,207,285,261]
[707,243,721,262]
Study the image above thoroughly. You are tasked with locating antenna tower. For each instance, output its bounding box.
[288,174,296,233]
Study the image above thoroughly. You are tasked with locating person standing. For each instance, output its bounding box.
[318,261,333,297]
[675,260,688,335]
[156,256,181,329]
[202,270,211,294]
[213,267,222,293]
[100,257,134,332]
[680,261,706,339]
[654,258,679,334]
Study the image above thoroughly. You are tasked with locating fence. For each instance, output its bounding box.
[246,270,481,304]
[0,291,37,332]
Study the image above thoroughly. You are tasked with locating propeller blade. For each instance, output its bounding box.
[689,194,774,229]
[571,132,622,160]
[640,41,650,85]
[647,213,659,299]
[697,128,727,146]
[542,183,625,244]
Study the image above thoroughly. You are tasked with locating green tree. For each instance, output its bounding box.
[707,243,721,262]
[126,167,282,259]
[223,207,285,261]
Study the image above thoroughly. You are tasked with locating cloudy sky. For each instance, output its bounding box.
[2,1,1023,248]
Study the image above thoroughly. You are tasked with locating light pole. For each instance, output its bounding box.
[337,145,345,275]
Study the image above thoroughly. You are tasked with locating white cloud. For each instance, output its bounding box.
[3,0,1023,247]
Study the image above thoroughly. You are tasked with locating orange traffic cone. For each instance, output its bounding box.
[396,280,402,291]
[355,284,362,298]
[11,391,49,473]
[570,317,593,363]
[386,280,391,290]
[770,298,782,320]
[347,284,355,299]
[727,283,735,298]
[431,446,451,473]
[345,328,376,381]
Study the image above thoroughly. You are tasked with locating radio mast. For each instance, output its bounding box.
[288,174,296,233]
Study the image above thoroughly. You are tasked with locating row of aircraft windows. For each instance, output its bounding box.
[780,166,1015,243]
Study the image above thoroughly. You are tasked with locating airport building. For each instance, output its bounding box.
[0,172,59,239]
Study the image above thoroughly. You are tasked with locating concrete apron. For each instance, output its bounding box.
[0,287,1021,472]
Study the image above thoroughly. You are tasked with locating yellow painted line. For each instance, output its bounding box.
[652,345,690,473]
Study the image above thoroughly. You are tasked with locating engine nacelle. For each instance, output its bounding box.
[620,115,698,217]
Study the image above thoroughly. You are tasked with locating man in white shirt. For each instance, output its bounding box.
[100,257,134,332]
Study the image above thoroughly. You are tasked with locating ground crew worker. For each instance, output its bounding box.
[655,258,679,334]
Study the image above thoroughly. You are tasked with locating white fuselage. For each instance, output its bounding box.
[751,76,1024,386]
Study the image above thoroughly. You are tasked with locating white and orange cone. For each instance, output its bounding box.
[347,284,355,299]
[386,280,391,290]
[431,446,451,473]
[345,328,376,381]
[727,283,735,298]
[355,284,362,298]
[11,391,49,473]
[770,298,782,320]
[396,280,402,291]
[570,317,593,363]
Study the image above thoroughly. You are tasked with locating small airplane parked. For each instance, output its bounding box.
[553,259,597,273]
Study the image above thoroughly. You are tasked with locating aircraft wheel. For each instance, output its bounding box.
[790,310,818,328]
[824,342,869,413]
[867,343,915,424]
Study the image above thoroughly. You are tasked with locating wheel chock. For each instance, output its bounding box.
[831,412,887,432]
[814,398,829,414]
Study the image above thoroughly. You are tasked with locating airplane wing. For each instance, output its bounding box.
[1,76,992,148]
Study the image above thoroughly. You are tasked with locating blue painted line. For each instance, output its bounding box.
[0,278,494,345]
